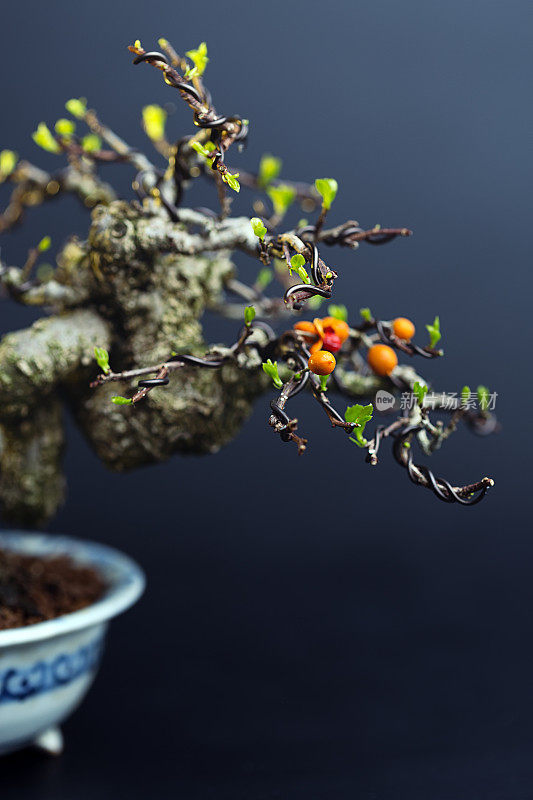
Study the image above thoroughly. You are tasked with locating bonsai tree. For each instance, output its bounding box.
[0,38,496,525]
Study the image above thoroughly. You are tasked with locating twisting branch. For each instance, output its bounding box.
[392,425,494,505]
[0,36,496,524]
[319,222,412,248]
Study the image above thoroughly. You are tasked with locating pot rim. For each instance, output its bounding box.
[0,531,145,648]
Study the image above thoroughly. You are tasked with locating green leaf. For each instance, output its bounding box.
[224,171,240,192]
[266,184,296,218]
[190,140,215,160]
[250,217,267,241]
[81,134,102,153]
[37,236,51,252]
[426,315,441,348]
[244,305,256,327]
[262,359,283,389]
[413,380,428,406]
[0,149,18,177]
[258,153,282,188]
[461,385,471,406]
[328,304,348,322]
[65,97,87,119]
[345,402,374,426]
[284,255,309,284]
[112,395,132,405]
[94,346,111,375]
[314,178,338,210]
[346,403,374,447]
[256,267,273,289]
[289,253,306,271]
[185,41,209,76]
[54,118,76,138]
[477,385,490,412]
[319,374,329,392]
[359,307,373,322]
[32,123,61,154]
[142,104,167,140]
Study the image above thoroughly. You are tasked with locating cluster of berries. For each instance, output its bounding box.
[294,316,416,378]
[294,316,350,376]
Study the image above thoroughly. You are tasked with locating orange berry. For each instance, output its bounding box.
[308,350,336,375]
[367,344,398,376]
[320,316,350,343]
[294,321,319,348]
[294,321,318,336]
[392,317,415,341]
[313,317,325,339]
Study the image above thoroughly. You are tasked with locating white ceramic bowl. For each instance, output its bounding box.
[0,531,145,756]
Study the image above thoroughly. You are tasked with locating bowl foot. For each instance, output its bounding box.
[34,726,64,756]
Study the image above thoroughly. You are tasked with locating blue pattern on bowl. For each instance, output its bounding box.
[0,531,144,755]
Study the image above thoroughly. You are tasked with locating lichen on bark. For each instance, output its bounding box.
[0,200,268,524]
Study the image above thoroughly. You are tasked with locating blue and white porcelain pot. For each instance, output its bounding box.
[0,531,145,756]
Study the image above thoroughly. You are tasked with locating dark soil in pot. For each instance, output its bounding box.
[0,548,105,630]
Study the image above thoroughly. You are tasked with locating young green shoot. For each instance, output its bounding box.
[32,123,60,154]
[250,217,267,241]
[314,178,338,211]
[185,42,209,76]
[426,315,441,348]
[258,154,282,188]
[142,105,167,141]
[413,380,428,407]
[328,304,348,322]
[266,184,296,219]
[94,346,111,375]
[65,98,87,119]
[262,359,283,389]
[37,236,51,252]
[244,305,256,327]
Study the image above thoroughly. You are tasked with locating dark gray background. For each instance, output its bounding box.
[1,1,532,797]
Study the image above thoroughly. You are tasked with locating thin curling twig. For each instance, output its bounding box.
[129,42,247,204]
[320,223,413,247]
[375,320,441,359]
[392,425,494,505]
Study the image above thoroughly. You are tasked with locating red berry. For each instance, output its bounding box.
[321,328,342,353]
